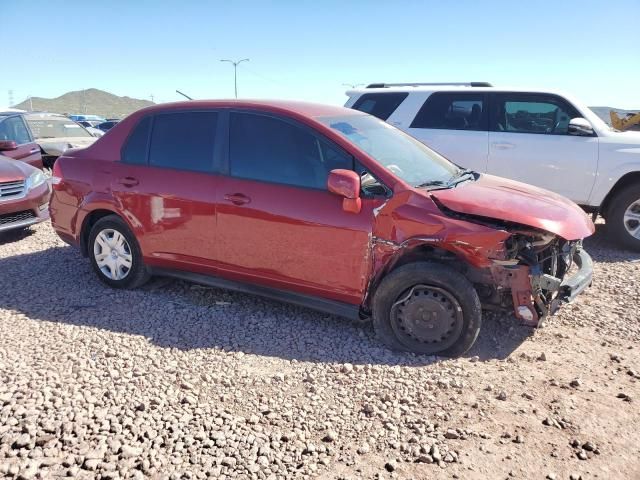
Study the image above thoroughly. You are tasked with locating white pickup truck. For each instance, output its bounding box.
[345,83,640,251]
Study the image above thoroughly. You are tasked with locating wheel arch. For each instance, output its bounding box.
[79,209,125,257]
[600,171,640,219]
[364,240,471,312]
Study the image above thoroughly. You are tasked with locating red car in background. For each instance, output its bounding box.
[0,112,43,169]
[49,100,594,356]
[0,154,50,233]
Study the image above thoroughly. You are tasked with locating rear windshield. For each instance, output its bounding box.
[26,117,93,139]
[351,93,408,120]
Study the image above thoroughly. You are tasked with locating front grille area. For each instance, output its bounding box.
[0,210,35,226]
[0,180,26,200]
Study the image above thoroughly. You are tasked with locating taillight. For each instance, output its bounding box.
[51,160,63,186]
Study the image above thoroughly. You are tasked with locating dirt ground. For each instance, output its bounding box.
[0,221,638,480]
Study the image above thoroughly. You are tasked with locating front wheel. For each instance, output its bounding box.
[88,215,150,289]
[372,262,481,357]
[606,184,640,251]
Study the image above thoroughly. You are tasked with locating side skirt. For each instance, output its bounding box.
[150,267,362,321]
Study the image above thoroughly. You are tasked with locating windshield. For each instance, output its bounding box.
[317,114,460,187]
[26,117,93,139]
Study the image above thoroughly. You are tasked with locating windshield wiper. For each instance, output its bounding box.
[415,180,450,190]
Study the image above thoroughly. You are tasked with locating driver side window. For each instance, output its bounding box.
[491,94,580,135]
[229,112,353,190]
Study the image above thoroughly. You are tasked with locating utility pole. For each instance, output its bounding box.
[220,58,250,98]
[150,94,155,103]
[28,96,33,111]
[8,90,14,107]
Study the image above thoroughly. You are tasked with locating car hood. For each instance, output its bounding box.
[0,155,35,182]
[36,137,97,155]
[430,174,595,240]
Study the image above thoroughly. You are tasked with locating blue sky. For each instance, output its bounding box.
[2,0,639,108]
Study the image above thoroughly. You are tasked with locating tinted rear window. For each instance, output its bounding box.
[121,116,151,164]
[410,92,487,131]
[148,112,218,172]
[351,93,408,120]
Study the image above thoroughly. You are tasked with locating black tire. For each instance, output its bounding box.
[372,262,481,357]
[606,183,640,251]
[88,215,150,289]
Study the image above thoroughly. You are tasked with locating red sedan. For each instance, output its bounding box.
[49,100,594,356]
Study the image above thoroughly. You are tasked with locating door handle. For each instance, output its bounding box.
[491,142,515,149]
[117,176,139,187]
[224,193,251,205]
[29,148,40,154]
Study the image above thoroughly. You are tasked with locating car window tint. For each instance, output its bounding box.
[410,93,487,131]
[149,112,217,172]
[121,116,151,165]
[492,95,580,135]
[351,93,408,120]
[229,113,352,189]
[0,117,31,144]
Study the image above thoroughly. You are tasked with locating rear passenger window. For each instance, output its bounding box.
[351,93,408,120]
[149,112,218,172]
[121,116,151,165]
[229,113,352,189]
[410,93,487,131]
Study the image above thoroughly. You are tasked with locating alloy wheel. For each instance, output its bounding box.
[623,199,640,239]
[93,228,133,280]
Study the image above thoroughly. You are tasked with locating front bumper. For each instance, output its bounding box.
[0,182,51,233]
[515,248,594,326]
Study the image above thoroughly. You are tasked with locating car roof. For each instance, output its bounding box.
[24,112,68,119]
[138,99,362,118]
[0,111,24,119]
[346,85,572,97]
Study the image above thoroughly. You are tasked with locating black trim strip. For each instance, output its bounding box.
[150,267,362,320]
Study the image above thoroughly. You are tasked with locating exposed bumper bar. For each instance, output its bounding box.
[511,248,593,327]
[557,249,593,303]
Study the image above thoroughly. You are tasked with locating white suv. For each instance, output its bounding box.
[345,83,640,251]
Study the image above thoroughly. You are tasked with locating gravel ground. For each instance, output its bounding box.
[0,221,639,479]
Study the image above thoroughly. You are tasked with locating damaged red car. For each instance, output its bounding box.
[49,101,595,356]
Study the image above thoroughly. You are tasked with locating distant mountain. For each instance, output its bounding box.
[589,106,640,127]
[13,89,154,119]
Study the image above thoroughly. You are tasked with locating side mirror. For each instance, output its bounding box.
[328,169,361,214]
[0,140,18,151]
[568,118,594,136]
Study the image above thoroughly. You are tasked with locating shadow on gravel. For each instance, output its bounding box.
[0,246,530,366]
[584,223,640,263]
[0,227,36,246]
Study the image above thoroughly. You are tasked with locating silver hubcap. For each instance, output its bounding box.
[93,229,133,280]
[623,199,640,239]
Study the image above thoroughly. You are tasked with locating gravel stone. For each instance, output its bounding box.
[0,220,638,478]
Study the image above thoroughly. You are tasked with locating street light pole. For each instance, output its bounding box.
[220,58,250,98]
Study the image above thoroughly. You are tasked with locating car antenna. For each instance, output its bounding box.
[176,90,193,100]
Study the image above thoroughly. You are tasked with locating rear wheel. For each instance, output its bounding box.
[88,215,150,289]
[606,184,640,251]
[372,262,481,357]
